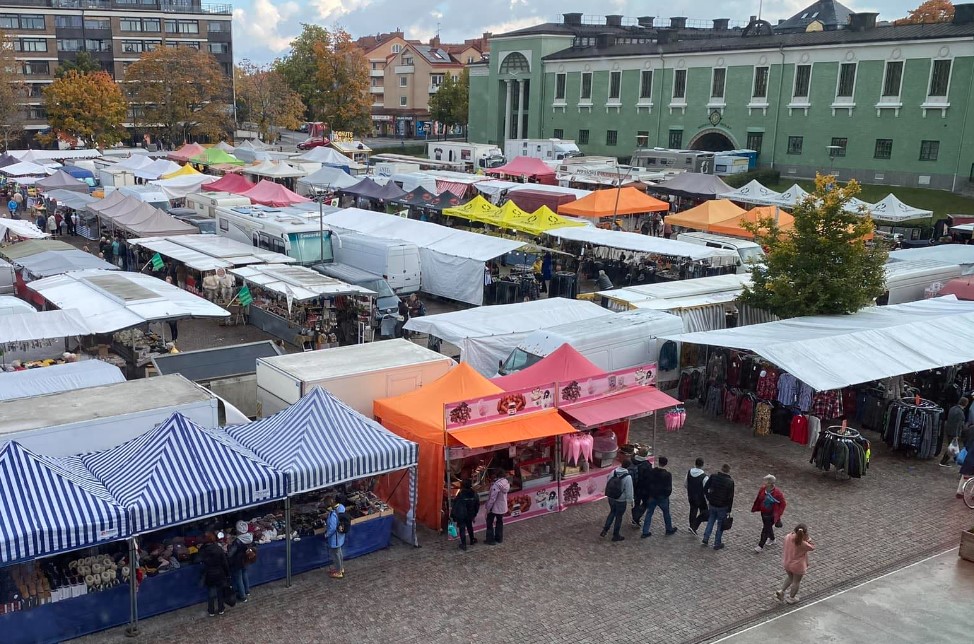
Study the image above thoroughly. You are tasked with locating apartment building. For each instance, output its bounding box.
[1,0,233,133]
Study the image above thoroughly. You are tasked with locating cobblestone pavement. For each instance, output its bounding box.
[78,407,973,644]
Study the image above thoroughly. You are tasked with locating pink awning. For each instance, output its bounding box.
[436,180,469,198]
[561,387,681,427]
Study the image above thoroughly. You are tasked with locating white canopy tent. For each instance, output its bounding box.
[110,154,155,172]
[0,308,92,343]
[869,194,933,222]
[403,297,612,375]
[129,234,295,269]
[134,158,182,180]
[230,264,376,301]
[245,160,307,179]
[544,226,739,265]
[776,184,812,207]
[719,180,783,205]
[1,161,52,177]
[0,360,125,401]
[661,296,974,392]
[474,180,592,202]
[599,274,753,309]
[0,219,50,239]
[372,172,438,194]
[10,149,101,161]
[28,269,229,333]
[295,165,360,193]
[149,173,219,199]
[0,295,34,316]
[294,147,363,169]
[843,197,873,215]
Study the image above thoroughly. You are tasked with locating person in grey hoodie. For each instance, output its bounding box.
[227,521,253,602]
[685,458,710,535]
[485,472,511,545]
[941,397,969,466]
[601,463,633,542]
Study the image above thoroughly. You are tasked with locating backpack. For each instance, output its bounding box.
[604,472,628,500]
[333,509,352,535]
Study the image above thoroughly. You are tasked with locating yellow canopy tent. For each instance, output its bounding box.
[664,199,746,232]
[442,195,501,224]
[498,203,586,236]
[161,164,202,179]
[709,206,794,239]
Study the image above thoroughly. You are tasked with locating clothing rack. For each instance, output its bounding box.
[810,425,870,479]
[882,397,944,459]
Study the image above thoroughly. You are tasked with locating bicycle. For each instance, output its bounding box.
[963,475,974,510]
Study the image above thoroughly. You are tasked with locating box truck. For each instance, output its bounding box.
[427,141,505,170]
[505,138,581,161]
[256,338,455,418]
[333,233,421,294]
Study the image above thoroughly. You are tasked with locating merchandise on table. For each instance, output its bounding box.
[0,352,81,372]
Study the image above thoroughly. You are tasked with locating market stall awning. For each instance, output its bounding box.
[0,308,92,343]
[168,143,206,162]
[230,264,376,301]
[226,387,418,493]
[111,202,198,237]
[34,169,89,193]
[0,161,52,177]
[869,194,933,222]
[0,441,129,564]
[239,179,311,207]
[652,173,733,200]
[294,146,364,170]
[442,194,498,222]
[245,160,307,179]
[5,248,117,277]
[0,360,125,402]
[201,172,256,194]
[133,158,181,180]
[110,154,155,172]
[189,148,244,166]
[718,180,783,205]
[560,387,680,427]
[558,186,669,217]
[149,173,219,199]
[28,269,229,333]
[0,218,50,239]
[776,184,813,207]
[665,199,746,232]
[81,412,287,533]
[544,226,740,264]
[485,156,556,180]
[707,206,794,239]
[129,238,231,271]
[448,408,577,449]
[492,343,605,390]
[43,189,98,211]
[129,234,294,269]
[296,165,360,193]
[660,296,974,392]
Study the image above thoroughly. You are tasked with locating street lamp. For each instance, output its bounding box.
[826,145,842,177]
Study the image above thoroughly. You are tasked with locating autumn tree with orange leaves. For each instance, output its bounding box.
[895,0,955,24]
[41,70,127,148]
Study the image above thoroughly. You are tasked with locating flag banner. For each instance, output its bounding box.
[151,253,165,271]
[237,284,253,306]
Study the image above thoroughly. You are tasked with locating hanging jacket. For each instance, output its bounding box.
[750,485,787,523]
[704,472,735,511]
[685,468,709,504]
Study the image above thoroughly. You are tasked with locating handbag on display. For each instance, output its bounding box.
[721,515,734,531]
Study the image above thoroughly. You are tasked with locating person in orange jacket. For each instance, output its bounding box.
[751,474,786,553]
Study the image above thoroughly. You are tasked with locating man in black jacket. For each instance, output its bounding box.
[630,449,654,527]
[701,464,735,551]
[640,456,678,538]
[200,532,230,616]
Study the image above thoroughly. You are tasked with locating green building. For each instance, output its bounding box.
[468,3,974,192]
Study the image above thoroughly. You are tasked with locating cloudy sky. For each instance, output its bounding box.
[231,1,917,64]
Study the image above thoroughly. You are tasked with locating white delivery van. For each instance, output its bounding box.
[880,259,962,305]
[333,233,421,294]
[676,232,765,274]
[505,138,581,161]
[185,192,252,219]
[497,309,685,376]
[256,338,454,418]
[119,185,172,212]
[428,141,505,170]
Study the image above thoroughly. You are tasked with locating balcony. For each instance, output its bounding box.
[429,85,440,94]
[370,69,383,78]
[369,86,383,94]
[394,65,414,74]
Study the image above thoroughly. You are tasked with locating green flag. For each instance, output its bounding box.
[237,284,253,306]
[151,253,164,271]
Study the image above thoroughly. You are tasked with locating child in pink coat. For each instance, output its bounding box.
[776,524,815,604]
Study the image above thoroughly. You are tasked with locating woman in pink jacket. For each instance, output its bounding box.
[776,524,815,604]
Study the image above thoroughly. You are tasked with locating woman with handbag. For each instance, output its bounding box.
[751,475,786,553]
[776,524,815,604]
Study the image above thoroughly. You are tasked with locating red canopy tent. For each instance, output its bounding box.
[239,180,312,207]
[168,143,206,162]
[486,156,557,185]
[202,173,256,194]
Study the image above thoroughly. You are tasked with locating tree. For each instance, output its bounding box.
[274,23,330,120]
[55,51,101,78]
[895,0,954,24]
[234,61,305,142]
[125,47,231,145]
[0,32,26,148]
[41,71,127,148]
[739,174,889,319]
[428,68,469,136]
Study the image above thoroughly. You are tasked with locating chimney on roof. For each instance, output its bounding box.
[637,16,655,28]
[563,13,583,25]
[656,28,674,45]
[670,17,687,30]
[848,12,878,31]
[954,4,974,24]
[430,35,440,47]
[606,15,623,27]
[713,18,729,30]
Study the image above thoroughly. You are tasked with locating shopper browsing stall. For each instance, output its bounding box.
[324,495,347,579]
[484,473,510,546]
[228,522,254,603]
[199,532,230,616]
[601,463,633,542]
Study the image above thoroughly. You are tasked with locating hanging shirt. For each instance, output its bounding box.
[777,373,798,406]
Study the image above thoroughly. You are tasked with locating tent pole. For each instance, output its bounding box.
[652,412,657,456]
[125,538,139,638]
[285,497,292,588]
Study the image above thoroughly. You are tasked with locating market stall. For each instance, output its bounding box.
[0,307,93,367]
[41,188,99,239]
[189,148,245,167]
[148,174,219,200]
[708,206,795,239]
[665,200,746,232]
[718,179,784,205]
[0,240,117,304]
[34,169,88,194]
[295,165,360,196]
[201,172,256,194]
[167,143,206,163]
[558,186,669,230]
[109,202,197,238]
[294,146,367,174]
[339,177,406,209]
[0,359,124,400]
[0,218,50,240]
[651,173,733,201]
[229,263,375,348]
[239,180,311,207]
[485,156,557,184]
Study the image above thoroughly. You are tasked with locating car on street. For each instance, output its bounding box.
[297,137,330,151]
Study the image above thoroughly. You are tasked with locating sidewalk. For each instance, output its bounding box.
[716,550,974,643]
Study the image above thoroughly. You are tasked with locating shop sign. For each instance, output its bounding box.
[98,528,119,540]
[253,487,271,501]
[371,115,393,121]
[331,131,354,142]
[444,382,557,430]
[560,363,657,405]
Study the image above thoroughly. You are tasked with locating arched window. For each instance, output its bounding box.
[499,52,530,74]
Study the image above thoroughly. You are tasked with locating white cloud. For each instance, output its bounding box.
[233,0,301,59]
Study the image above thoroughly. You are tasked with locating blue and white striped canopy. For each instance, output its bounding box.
[227,387,418,494]
[0,441,128,564]
[81,413,287,534]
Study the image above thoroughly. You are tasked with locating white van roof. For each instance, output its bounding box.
[516,309,684,358]
[884,259,962,280]
[677,231,762,249]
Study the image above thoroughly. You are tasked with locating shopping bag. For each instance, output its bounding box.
[958,447,968,465]
[948,438,960,457]
[447,520,459,540]
[223,584,237,607]
[721,515,734,531]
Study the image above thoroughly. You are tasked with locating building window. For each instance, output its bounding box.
[787,136,803,155]
[830,137,848,157]
[208,21,230,33]
[86,39,111,53]
[120,18,143,32]
[0,15,15,29]
[919,140,939,161]
[836,63,856,98]
[401,55,413,66]
[668,129,683,149]
[636,130,649,147]
[882,61,903,97]
[392,44,402,53]
[57,39,83,52]
[578,129,589,145]
[554,73,566,100]
[874,139,892,159]
[639,70,652,100]
[399,75,407,87]
[606,130,618,146]
[142,18,160,32]
[746,132,763,153]
[84,18,111,30]
[673,69,687,99]
[553,128,564,139]
[400,96,407,106]
[28,106,47,120]
[929,59,951,97]
[23,61,49,76]
[499,52,529,74]
[19,14,45,30]
[15,39,47,52]
[165,20,199,34]
[793,64,811,99]
[711,68,726,99]
[208,42,229,54]
[580,72,592,100]
[608,71,621,100]
[752,67,769,99]
[430,74,444,87]
[55,16,83,29]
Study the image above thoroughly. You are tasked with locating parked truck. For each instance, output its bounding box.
[256,338,455,418]
[427,141,505,170]
[505,138,581,162]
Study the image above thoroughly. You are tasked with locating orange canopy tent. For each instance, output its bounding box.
[374,363,575,530]
[664,199,746,232]
[708,206,795,239]
[558,187,669,218]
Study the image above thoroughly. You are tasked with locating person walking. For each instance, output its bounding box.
[7,197,17,218]
[701,464,735,550]
[776,524,815,604]
[685,458,709,535]
[227,521,253,603]
[451,478,481,551]
[541,251,552,294]
[601,463,633,542]
[484,472,510,546]
[957,423,974,498]
[46,213,57,237]
[751,474,787,553]
[630,449,654,527]
[641,456,679,538]
[199,531,230,616]
[941,397,969,466]
[324,494,347,579]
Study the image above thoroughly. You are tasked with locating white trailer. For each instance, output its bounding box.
[427,141,504,170]
[256,338,455,418]
[185,192,252,219]
[505,138,581,162]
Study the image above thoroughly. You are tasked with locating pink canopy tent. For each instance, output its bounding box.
[240,180,312,207]
[202,173,256,194]
[492,343,605,390]
[168,143,206,162]
[486,156,557,184]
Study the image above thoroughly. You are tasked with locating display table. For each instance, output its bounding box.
[0,584,129,644]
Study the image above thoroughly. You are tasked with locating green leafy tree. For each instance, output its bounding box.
[235,60,305,142]
[41,70,127,149]
[739,174,889,318]
[428,68,469,136]
[895,0,954,24]
[311,27,371,134]
[55,51,101,78]
[274,24,330,121]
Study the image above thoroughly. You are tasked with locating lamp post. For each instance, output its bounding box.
[826,145,841,178]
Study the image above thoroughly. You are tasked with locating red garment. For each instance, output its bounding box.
[726,353,742,388]
[724,389,739,422]
[755,367,779,400]
[750,485,787,523]
[736,396,755,425]
[789,414,809,445]
[811,390,843,419]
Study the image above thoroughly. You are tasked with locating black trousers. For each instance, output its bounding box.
[485,512,504,544]
[458,519,474,546]
[759,513,776,547]
[689,500,708,531]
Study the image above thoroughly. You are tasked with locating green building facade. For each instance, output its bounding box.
[469,9,974,192]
